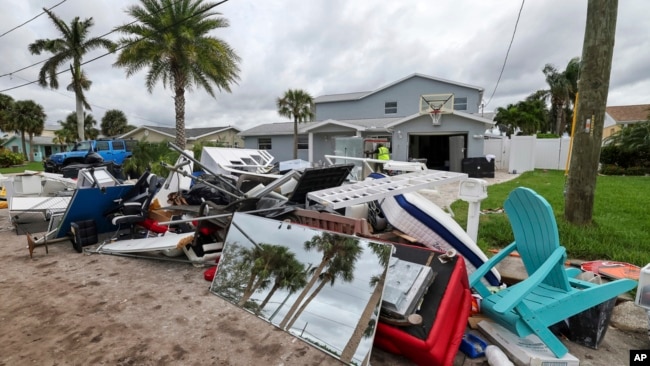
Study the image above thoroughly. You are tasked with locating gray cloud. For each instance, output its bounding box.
[1,0,648,132]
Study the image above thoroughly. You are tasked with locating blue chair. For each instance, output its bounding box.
[469,187,637,358]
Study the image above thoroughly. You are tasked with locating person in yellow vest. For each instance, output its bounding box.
[366,143,390,173]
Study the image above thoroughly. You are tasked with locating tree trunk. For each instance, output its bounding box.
[279,259,328,329]
[175,86,186,150]
[29,133,35,162]
[284,276,329,331]
[340,271,385,364]
[20,132,27,160]
[565,0,618,225]
[293,118,298,159]
[555,103,565,135]
[76,95,84,141]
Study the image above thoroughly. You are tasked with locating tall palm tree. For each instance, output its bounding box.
[283,246,360,331]
[28,9,115,141]
[114,0,241,150]
[278,233,362,330]
[340,242,392,364]
[12,100,46,161]
[541,57,581,135]
[257,252,306,314]
[277,89,315,159]
[238,244,289,307]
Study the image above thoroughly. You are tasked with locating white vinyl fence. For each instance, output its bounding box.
[484,136,572,173]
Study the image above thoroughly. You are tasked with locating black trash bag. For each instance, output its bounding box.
[184,181,230,206]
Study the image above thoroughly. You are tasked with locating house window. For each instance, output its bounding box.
[298,136,308,150]
[258,138,272,150]
[385,101,397,114]
[454,97,468,111]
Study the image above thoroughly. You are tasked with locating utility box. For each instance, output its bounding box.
[462,157,495,178]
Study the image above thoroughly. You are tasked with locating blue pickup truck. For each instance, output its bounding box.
[44,138,137,173]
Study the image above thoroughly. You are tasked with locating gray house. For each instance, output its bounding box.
[240,73,495,172]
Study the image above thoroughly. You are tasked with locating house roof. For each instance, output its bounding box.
[239,122,300,136]
[302,117,402,133]
[1,135,58,146]
[314,73,485,103]
[241,112,493,137]
[605,104,650,123]
[384,110,495,129]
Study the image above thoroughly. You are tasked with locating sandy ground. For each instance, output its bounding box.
[1,171,649,366]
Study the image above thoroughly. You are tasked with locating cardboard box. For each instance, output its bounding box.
[478,320,579,366]
[148,209,173,223]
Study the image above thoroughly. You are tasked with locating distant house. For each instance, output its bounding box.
[120,125,243,148]
[240,73,495,172]
[1,124,66,162]
[604,104,650,139]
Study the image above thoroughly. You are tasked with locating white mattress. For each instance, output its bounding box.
[379,191,501,285]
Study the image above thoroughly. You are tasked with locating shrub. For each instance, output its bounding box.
[0,149,24,167]
[625,166,649,176]
[536,133,560,139]
[599,164,626,175]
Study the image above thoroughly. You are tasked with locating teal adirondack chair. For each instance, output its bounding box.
[469,187,637,358]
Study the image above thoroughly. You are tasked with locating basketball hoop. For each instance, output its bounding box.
[429,108,442,125]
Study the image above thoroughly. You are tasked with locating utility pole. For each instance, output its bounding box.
[565,0,618,225]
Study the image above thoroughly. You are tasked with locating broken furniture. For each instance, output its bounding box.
[374,243,472,366]
[107,173,163,238]
[469,187,637,358]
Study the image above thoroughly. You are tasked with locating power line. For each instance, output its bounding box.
[484,0,525,108]
[8,73,165,126]
[0,0,67,39]
[0,0,184,80]
[0,0,231,93]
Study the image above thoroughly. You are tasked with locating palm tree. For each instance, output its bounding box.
[113,0,241,150]
[340,242,392,364]
[541,57,581,135]
[283,246,361,331]
[12,100,46,161]
[257,252,306,315]
[278,233,362,330]
[237,244,290,307]
[58,112,100,141]
[0,93,15,132]
[277,89,315,159]
[28,9,115,141]
[605,121,650,153]
[101,109,135,137]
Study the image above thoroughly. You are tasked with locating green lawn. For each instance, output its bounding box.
[451,170,650,266]
[0,161,44,174]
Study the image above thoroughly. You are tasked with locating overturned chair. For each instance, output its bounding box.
[469,187,637,358]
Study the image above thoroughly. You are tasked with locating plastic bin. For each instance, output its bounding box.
[461,157,495,178]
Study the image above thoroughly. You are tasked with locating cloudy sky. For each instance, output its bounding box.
[0,0,648,131]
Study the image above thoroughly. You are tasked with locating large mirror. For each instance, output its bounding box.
[210,212,393,365]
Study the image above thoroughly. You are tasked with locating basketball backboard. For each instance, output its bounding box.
[419,93,454,114]
[419,93,454,125]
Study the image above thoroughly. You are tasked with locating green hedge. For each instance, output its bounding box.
[600,164,649,176]
[0,149,25,167]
